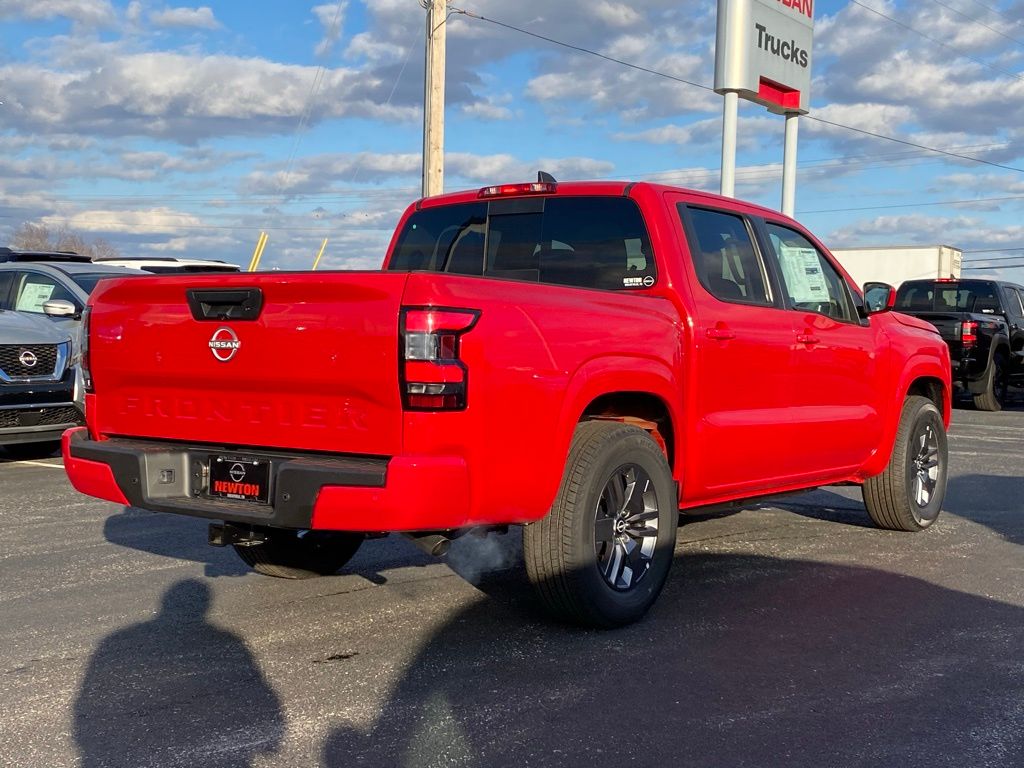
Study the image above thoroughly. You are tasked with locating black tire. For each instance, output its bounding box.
[233,529,364,579]
[973,352,1008,411]
[523,421,677,628]
[863,396,948,532]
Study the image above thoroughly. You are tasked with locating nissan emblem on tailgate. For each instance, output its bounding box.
[209,327,241,362]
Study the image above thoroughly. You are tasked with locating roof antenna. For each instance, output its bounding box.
[537,171,557,183]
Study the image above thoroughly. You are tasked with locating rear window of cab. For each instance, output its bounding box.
[387,196,656,291]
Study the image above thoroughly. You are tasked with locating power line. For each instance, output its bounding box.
[964,245,1024,253]
[963,262,1024,269]
[925,0,1024,50]
[799,191,1024,215]
[962,0,1024,28]
[962,252,1024,261]
[449,4,1024,176]
[849,0,1024,83]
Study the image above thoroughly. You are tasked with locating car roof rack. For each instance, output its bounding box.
[92,256,232,265]
[0,247,92,264]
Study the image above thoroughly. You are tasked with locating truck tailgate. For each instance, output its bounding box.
[87,272,409,455]
[898,311,961,342]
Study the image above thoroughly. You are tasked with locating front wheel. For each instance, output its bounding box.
[863,395,948,531]
[233,529,364,579]
[523,421,678,628]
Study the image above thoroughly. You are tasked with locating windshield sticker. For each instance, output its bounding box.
[16,282,56,312]
[779,245,828,303]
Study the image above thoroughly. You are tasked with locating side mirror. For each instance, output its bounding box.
[42,299,80,319]
[863,282,897,315]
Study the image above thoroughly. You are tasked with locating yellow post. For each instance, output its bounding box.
[249,232,269,272]
[312,238,328,270]
[247,231,267,272]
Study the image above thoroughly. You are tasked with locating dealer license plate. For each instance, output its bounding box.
[208,456,271,503]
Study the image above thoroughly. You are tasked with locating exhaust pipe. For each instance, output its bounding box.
[406,533,451,557]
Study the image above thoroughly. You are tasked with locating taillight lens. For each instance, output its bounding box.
[400,308,479,410]
[961,319,977,347]
[80,306,93,392]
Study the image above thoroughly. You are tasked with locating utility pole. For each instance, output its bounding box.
[422,0,447,198]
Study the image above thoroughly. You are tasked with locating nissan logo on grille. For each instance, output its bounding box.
[18,350,38,368]
[209,327,241,362]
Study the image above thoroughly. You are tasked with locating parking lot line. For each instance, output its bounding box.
[12,460,65,469]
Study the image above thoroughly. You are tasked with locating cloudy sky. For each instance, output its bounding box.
[3,0,1024,280]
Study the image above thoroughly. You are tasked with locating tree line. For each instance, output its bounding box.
[10,223,120,259]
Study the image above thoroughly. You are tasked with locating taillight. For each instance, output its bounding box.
[400,307,479,410]
[80,306,93,392]
[961,319,977,347]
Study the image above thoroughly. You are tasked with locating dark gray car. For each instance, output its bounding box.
[0,309,82,448]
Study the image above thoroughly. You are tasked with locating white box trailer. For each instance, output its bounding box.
[829,245,962,290]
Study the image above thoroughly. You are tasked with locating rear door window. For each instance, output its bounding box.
[681,206,772,305]
[388,197,656,291]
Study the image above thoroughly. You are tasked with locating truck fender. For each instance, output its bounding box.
[538,356,683,509]
[860,352,951,479]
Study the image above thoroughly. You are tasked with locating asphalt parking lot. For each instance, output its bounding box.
[1,406,1022,768]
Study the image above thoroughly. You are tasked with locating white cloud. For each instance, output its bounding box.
[0,0,114,26]
[244,151,616,196]
[0,51,419,141]
[150,6,220,30]
[313,2,347,57]
[40,207,205,235]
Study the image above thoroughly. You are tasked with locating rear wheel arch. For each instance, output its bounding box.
[579,391,676,472]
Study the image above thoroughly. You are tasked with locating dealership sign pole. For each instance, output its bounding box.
[714,0,814,215]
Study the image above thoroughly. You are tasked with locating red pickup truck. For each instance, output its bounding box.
[63,180,952,627]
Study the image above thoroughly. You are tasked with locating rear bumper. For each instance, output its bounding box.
[62,428,471,532]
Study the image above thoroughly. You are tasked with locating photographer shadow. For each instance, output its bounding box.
[74,579,284,767]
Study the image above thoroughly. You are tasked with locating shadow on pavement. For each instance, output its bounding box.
[943,473,1024,546]
[73,579,284,768]
[103,507,251,577]
[323,552,1024,768]
[0,441,61,463]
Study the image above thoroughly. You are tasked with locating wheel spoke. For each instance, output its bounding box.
[625,537,648,585]
[623,472,649,515]
[594,516,616,544]
[604,541,626,584]
[604,474,626,515]
[625,525,658,540]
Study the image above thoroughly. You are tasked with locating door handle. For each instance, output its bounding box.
[796,333,820,345]
[706,326,736,341]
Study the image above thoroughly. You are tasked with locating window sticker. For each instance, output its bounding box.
[779,245,829,303]
[16,282,56,312]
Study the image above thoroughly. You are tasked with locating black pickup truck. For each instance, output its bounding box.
[893,278,1024,410]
